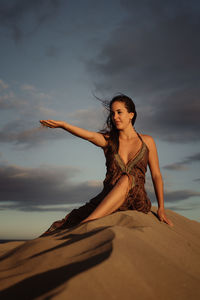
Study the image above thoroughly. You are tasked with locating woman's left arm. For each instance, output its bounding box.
[143,135,173,226]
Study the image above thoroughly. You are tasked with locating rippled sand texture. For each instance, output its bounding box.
[0,206,200,300]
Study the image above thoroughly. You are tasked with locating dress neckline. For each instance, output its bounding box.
[117,133,144,167]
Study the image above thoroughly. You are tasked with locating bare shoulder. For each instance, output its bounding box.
[140,134,156,150]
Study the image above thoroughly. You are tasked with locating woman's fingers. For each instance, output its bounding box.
[45,120,56,128]
[162,216,174,226]
[158,209,174,227]
[40,120,51,128]
[40,120,58,128]
[163,216,174,227]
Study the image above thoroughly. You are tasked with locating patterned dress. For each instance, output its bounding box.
[41,133,151,236]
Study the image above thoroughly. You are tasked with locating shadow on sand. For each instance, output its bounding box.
[0,244,112,299]
[0,227,114,299]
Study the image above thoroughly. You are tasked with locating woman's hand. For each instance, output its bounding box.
[157,207,174,226]
[40,120,65,128]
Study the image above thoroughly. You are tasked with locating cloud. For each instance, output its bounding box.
[0,119,67,148]
[68,107,106,131]
[0,91,18,109]
[0,81,53,112]
[86,0,200,143]
[163,163,189,171]
[0,78,108,148]
[163,152,200,170]
[138,88,200,143]
[0,163,103,212]
[0,162,199,213]
[163,204,200,212]
[20,84,52,101]
[0,0,60,42]
[194,178,200,182]
[148,188,200,204]
[0,79,19,109]
[0,80,67,147]
[184,152,200,163]
[0,79,9,90]
[21,84,37,92]
[164,189,200,202]
[0,107,105,148]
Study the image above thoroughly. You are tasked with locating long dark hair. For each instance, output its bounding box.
[98,94,137,154]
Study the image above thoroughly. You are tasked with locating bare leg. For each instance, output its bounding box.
[81,175,130,224]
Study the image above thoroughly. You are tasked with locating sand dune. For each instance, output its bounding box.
[0,206,200,300]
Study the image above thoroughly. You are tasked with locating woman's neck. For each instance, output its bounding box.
[118,126,137,140]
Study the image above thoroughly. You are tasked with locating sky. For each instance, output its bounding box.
[0,0,200,239]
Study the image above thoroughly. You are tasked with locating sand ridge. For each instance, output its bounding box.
[0,206,200,299]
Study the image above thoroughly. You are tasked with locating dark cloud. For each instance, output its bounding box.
[87,0,200,142]
[164,152,200,170]
[0,164,102,212]
[163,205,199,212]
[0,0,60,42]
[185,152,200,163]
[0,163,199,212]
[163,163,188,171]
[0,203,78,213]
[164,189,200,202]
[193,178,200,182]
[148,188,200,203]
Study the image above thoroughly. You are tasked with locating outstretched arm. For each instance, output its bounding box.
[40,120,108,148]
[143,135,174,226]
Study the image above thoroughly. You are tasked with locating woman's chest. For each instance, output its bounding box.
[118,139,142,165]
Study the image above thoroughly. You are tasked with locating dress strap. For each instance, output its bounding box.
[136,132,149,154]
[136,132,144,144]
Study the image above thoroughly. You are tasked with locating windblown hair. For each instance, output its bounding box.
[98,94,137,154]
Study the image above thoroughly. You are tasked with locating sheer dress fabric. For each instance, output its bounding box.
[41,133,151,235]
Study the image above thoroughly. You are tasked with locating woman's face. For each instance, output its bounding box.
[111,101,134,130]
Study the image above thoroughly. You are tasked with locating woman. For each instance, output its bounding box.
[40,94,173,236]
